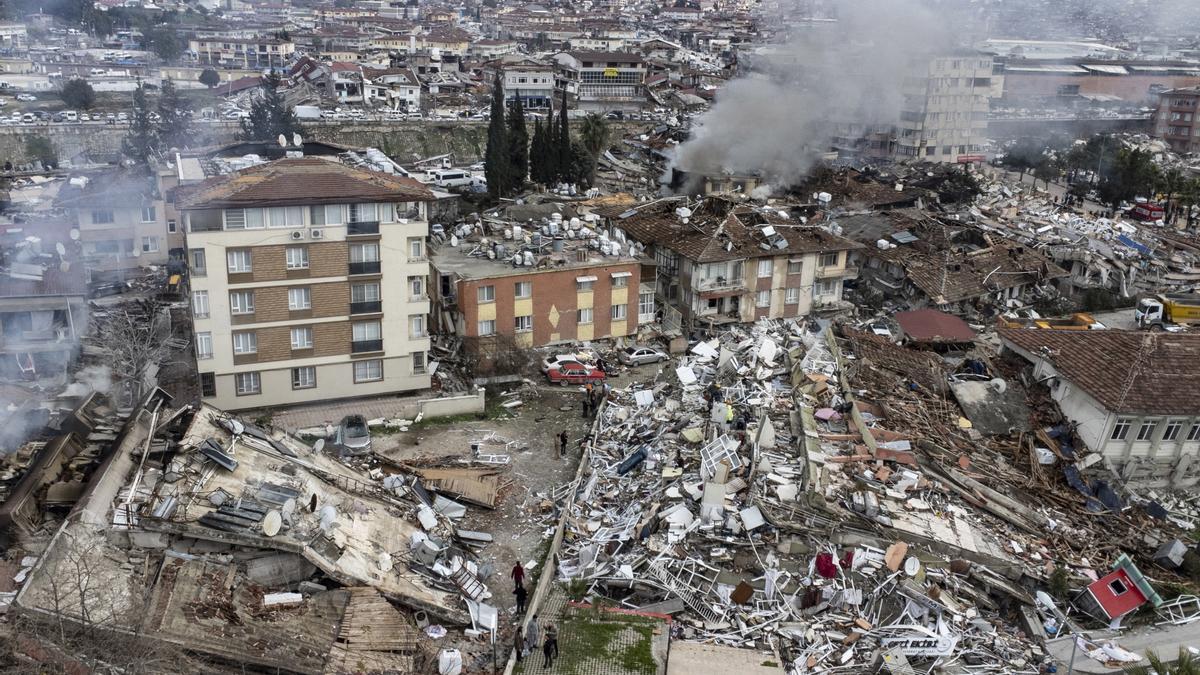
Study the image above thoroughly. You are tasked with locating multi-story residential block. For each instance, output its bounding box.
[500,58,557,110]
[1154,86,1200,154]
[0,22,28,52]
[188,37,295,69]
[54,172,170,273]
[0,267,86,381]
[177,158,435,410]
[892,54,993,163]
[595,197,863,328]
[553,51,647,112]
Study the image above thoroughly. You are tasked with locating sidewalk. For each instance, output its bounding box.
[1045,621,1200,673]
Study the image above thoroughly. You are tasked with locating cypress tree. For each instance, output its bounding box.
[557,89,571,183]
[542,105,558,183]
[484,74,511,198]
[529,117,545,184]
[506,95,529,186]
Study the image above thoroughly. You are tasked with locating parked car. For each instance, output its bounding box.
[618,346,669,366]
[546,363,607,385]
[15,93,36,102]
[334,414,372,455]
[541,354,586,373]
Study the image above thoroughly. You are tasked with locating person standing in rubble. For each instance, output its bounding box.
[558,430,568,459]
[515,583,528,614]
[582,393,591,418]
[511,561,525,590]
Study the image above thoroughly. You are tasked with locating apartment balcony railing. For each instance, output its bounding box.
[350,300,383,314]
[349,261,381,275]
[694,276,746,293]
[347,220,380,236]
[351,339,383,353]
[816,265,859,279]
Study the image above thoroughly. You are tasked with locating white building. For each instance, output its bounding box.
[893,54,994,163]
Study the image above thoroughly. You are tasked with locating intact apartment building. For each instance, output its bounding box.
[501,58,557,111]
[893,55,994,163]
[178,157,435,410]
[1154,86,1200,154]
[553,51,648,112]
[188,37,296,69]
[54,172,171,274]
[596,197,863,328]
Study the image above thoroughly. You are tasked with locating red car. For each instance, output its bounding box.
[546,363,607,385]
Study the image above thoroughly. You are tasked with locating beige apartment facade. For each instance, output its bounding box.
[894,54,993,163]
[179,158,434,411]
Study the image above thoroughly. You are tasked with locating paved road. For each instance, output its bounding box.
[983,167,1109,216]
[1045,622,1200,673]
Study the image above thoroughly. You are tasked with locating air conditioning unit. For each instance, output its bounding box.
[310,229,324,239]
[290,230,305,240]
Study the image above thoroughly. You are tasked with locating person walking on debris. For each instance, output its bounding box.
[582,393,591,418]
[511,561,525,590]
[515,583,528,614]
[543,623,559,668]
[558,430,568,458]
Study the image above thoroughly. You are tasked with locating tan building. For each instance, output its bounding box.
[178,158,435,410]
[1154,86,1200,154]
[188,37,295,69]
[893,55,993,163]
[54,172,170,273]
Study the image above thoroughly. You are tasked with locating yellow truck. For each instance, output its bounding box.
[997,313,1104,330]
[1135,294,1200,330]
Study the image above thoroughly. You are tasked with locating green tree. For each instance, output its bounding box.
[529,117,547,184]
[1097,148,1159,209]
[122,80,157,167]
[60,78,96,110]
[506,95,529,185]
[144,26,183,61]
[1033,158,1060,191]
[198,67,221,89]
[1125,649,1200,675]
[1001,137,1044,181]
[1178,178,1200,230]
[567,141,591,185]
[25,136,57,168]
[240,70,302,142]
[556,89,571,183]
[156,77,191,149]
[483,74,512,198]
[578,113,609,187]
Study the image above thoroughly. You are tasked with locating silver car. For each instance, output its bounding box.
[618,346,669,366]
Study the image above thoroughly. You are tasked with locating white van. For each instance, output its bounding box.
[63,110,78,122]
[432,169,473,188]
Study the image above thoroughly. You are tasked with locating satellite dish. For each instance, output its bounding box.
[230,419,244,435]
[277,133,287,147]
[262,510,282,536]
[55,242,66,256]
[131,247,141,257]
[69,228,80,241]
[292,133,302,146]
[904,557,921,576]
[314,438,325,453]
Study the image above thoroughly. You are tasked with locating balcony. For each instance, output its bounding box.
[347,220,380,236]
[694,276,746,293]
[349,261,381,275]
[350,300,383,314]
[352,339,383,353]
[816,265,859,279]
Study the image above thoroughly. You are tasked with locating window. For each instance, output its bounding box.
[267,206,303,228]
[819,252,839,268]
[756,290,770,307]
[815,279,837,296]
[408,237,424,259]
[190,248,207,276]
[478,319,496,336]
[195,332,213,359]
[639,292,654,318]
[1111,417,1133,441]
[291,327,313,349]
[140,206,156,222]
[1164,419,1185,442]
[292,366,316,389]
[349,203,378,223]
[352,282,381,302]
[235,372,261,395]
[785,287,800,304]
[412,351,426,374]
[288,287,311,311]
[514,281,532,299]
[787,260,803,274]
[1108,578,1128,596]
[1189,423,1200,442]
[1137,420,1158,442]
[353,321,382,341]
[224,208,264,230]
[409,314,426,337]
[611,304,627,320]
[350,242,381,262]
[577,308,593,324]
[515,315,533,332]
[577,278,596,292]
[200,372,216,398]
[167,219,177,233]
[311,204,345,225]
[354,359,383,383]
[141,236,159,253]
[611,272,631,287]
[192,290,210,318]
[286,247,309,269]
[757,259,773,278]
[91,209,114,224]
[232,331,258,354]
[477,285,496,303]
[230,290,255,315]
[409,276,425,299]
[227,250,252,273]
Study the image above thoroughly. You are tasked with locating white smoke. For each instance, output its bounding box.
[63,365,113,398]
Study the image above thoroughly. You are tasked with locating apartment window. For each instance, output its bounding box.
[756,290,770,307]
[409,314,426,337]
[141,236,159,253]
[350,242,381,262]
[349,202,378,223]
[409,276,425,299]
[91,209,114,224]
[757,259,773,278]
[1111,417,1133,441]
[478,319,496,336]
[291,326,313,349]
[286,247,309,269]
[610,304,627,320]
[190,248,207,276]
[354,359,383,383]
[352,283,381,303]
[232,331,258,354]
[514,281,532,298]
[167,219,177,233]
[224,208,263,230]
[267,206,304,228]
[288,287,311,311]
[200,372,216,398]
[577,277,596,292]
[1137,420,1158,442]
[819,252,839,268]
[192,290,210,317]
[477,285,496,303]
[787,260,802,274]
[611,272,631,287]
[515,315,533,332]
[227,250,252,273]
[1188,423,1200,442]
[235,372,261,395]
[408,237,424,259]
[1164,419,1185,442]
[195,332,213,360]
[230,290,255,315]
[311,204,345,225]
[140,206,156,222]
[412,351,426,374]
[639,292,654,318]
[292,366,316,389]
[577,308,593,324]
[785,287,800,304]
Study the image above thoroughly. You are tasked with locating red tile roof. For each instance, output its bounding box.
[895,309,976,343]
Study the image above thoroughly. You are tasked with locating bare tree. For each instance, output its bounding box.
[90,298,174,407]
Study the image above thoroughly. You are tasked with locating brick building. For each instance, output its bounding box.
[1154,86,1200,153]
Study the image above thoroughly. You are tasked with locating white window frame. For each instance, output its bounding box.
[92,209,115,225]
[577,279,595,292]
[230,290,255,315]
[354,359,383,383]
[350,242,381,263]
[819,251,840,268]
[785,287,800,304]
[1111,417,1133,441]
[787,260,802,274]
[291,326,313,350]
[353,321,382,341]
[1164,419,1185,442]
[192,290,210,318]
[577,308,593,324]
[288,287,312,311]
[141,236,159,253]
[286,247,309,269]
[477,285,496,303]
[195,332,213,359]
[140,205,156,222]
[232,331,258,354]
[478,319,497,336]
[515,315,533,332]
[514,281,532,299]
[292,366,317,389]
[1189,422,1200,442]
[409,276,425,299]
[638,292,654,318]
[412,351,426,374]
[190,248,206,275]
[227,250,252,273]
[757,259,773,278]
[408,237,424,260]
[311,204,346,226]
[352,282,381,302]
[1137,419,1158,442]
[267,206,304,228]
[235,372,261,395]
[756,290,770,307]
[815,279,837,297]
[610,303,627,320]
[409,314,426,338]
